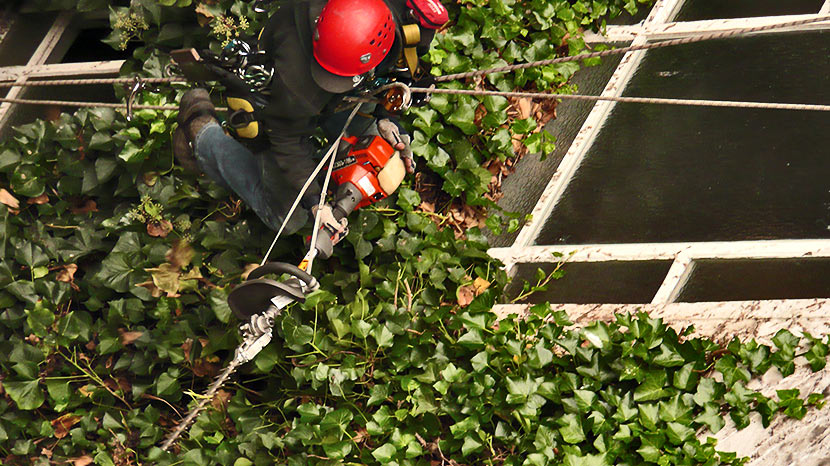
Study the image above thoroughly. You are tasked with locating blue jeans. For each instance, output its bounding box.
[194,123,308,234]
[193,109,379,234]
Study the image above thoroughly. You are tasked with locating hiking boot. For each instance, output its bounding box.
[173,88,218,171]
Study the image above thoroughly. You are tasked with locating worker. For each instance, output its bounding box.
[172,0,448,249]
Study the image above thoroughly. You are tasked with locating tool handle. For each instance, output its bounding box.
[247,262,316,288]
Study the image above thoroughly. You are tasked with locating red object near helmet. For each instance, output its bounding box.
[313,0,396,77]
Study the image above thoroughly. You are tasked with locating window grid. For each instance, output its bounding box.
[493,0,830,305]
[0,11,123,135]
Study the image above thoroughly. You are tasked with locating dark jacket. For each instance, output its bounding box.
[256,0,434,207]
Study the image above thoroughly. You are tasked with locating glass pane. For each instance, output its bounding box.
[677,258,830,302]
[537,31,830,245]
[506,261,672,304]
[675,0,824,21]
[491,47,627,247]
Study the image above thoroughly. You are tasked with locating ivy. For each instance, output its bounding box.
[0,0,826,465]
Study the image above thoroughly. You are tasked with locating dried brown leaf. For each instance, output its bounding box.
[73,456,94,466]
[135,280,163,298]
[456,285,475,307]
[50,413,81,438]
[56,263,78,286]
[516,97,532,120]
[27,193,49,205]
[71,199,98,214]
[147,219,174,238]
[146,263,180,295]
[473,277,491,295]
[166,240,194,269]
[211,389,232,411]
[119,330,143,346]
[0,188,19,209]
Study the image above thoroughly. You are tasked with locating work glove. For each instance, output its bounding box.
[309,204,348,259]
[377,119,416,174]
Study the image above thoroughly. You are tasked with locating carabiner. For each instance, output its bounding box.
[126,76,144,122]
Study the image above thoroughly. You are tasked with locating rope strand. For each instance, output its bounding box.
[0,76,186,88]
[409,87,830,112]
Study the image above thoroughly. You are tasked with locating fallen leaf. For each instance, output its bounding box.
[211,389,232,411]
[27,193,49,205]
[192,358,220,378]
[41,447,53,459]
[56,264,79,291]
[73,455,94,466]
[71,199,98,214]
[166,240,194,269]
[146,263,180,295]
[79,385,94,397]
[52,414,83,439]
[119,330,143,346]
[241,263,260,280]
[516,97,532,120]
[456,285,475,307]
[181,339,193,360]
[147,219,174,238]
[135,280,163,298]
[473,277,491,295]
[0,188,19,209]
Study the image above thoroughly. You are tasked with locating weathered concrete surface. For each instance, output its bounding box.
[495,300,830,466]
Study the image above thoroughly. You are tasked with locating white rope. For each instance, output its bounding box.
[260,104,363,266]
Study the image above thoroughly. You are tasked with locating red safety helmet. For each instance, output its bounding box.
[311,0,395,92]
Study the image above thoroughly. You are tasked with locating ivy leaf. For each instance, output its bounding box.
[282,316,314,348]
[95,252,144,293]
[633,370,668,402]
[10,164,45,198]
[447,102,478,135]
[396,187,421,212]
[558,413,585,444]
[372,443,397,462]
[4,380,45,410]
[695,402,725,433]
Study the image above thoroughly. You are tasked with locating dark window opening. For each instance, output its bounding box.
[506,260,672,304]
[60,27,136,63]
[677,258,830,302]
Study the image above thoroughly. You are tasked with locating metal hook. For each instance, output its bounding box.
[126,76,144,122]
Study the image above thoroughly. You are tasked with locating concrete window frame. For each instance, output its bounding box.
[489,0,830,307]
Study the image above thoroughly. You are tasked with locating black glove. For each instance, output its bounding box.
[377,119,415,174]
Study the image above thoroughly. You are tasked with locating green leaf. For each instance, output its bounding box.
[0,149,21,172]
[633,370,668,402]
[4,380,45,410]
[209,287,232,324]
[372,443,397,462]
[447,101,478,135]
[695,403,725,433]
[118,140,144,163]
[372,324,394,348]
[558,413,585,444]
[282,316,314,348]
[511,118,537,134]
[10,164,45,197]
[396,187,421,212]
[26,302,55,338]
